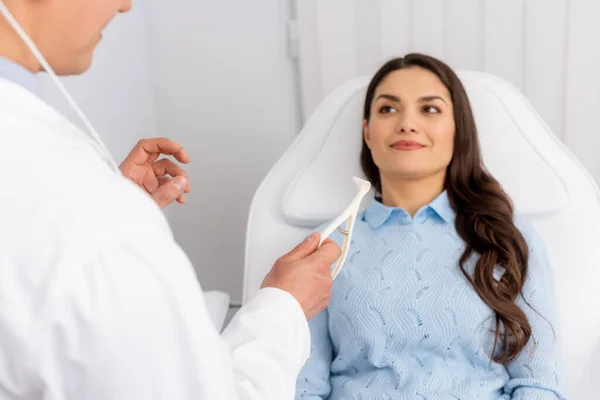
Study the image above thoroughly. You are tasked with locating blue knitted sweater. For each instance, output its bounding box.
[295,191,564,399]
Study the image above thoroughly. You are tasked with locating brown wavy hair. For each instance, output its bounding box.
[361,54,531,363]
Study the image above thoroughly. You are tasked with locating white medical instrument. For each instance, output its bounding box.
[318,176,370,279]
[0,1,120,172]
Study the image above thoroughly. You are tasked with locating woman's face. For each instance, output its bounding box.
[363,66,455,184]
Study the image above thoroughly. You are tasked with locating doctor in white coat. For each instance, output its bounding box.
[0,0,341,399]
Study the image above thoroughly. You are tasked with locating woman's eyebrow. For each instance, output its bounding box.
[375,94,448,105]
[418,95,448,105]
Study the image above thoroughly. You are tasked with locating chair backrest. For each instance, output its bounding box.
[243,71,600,397]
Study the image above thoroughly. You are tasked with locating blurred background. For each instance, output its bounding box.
[41,0,600,314]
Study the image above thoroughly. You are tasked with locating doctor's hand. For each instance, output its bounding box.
[261,233,341,320]
[120,138,191,208]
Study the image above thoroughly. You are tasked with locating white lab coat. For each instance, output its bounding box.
[0,77,310,400]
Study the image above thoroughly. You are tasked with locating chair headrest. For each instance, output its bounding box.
[282,72,568,228]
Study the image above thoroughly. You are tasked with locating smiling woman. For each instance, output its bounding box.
[295,53,565,400]
[360,54,533,363]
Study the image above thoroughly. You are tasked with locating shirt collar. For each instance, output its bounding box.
[0,56,42,97]
[364,190,455,228]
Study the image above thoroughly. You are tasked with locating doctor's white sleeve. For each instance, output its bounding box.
[53,231,311,400]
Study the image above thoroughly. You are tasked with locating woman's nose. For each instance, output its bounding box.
[394,111,418,133]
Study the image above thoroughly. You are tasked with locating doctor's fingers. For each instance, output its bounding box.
[153,159,190,192]
[131,138,190,164]
[152,176,188,208]
[157,177,186,204]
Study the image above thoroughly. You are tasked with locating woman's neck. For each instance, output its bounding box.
[380,172,446,216]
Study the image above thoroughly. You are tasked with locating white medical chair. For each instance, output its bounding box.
[243,72,600,398]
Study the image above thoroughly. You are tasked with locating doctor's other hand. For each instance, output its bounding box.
[261,233,341,320]
[120,138,191,208]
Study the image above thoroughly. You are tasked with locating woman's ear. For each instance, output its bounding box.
[363,120,371,148]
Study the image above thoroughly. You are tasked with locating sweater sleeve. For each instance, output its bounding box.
[503,222,566,400]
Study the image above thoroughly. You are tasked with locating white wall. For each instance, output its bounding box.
[564,0,600,188]
[143,0,301,302]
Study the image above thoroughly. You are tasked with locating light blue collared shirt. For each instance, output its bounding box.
[364,190,456,228]
[0,56,41,97]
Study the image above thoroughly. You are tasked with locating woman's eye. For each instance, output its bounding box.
[423,105,440,114]
[379,105,397,114]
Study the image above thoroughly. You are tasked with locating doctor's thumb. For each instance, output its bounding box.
[281,233,319,261]
[282,232,321,262]
[152,176,188,209]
